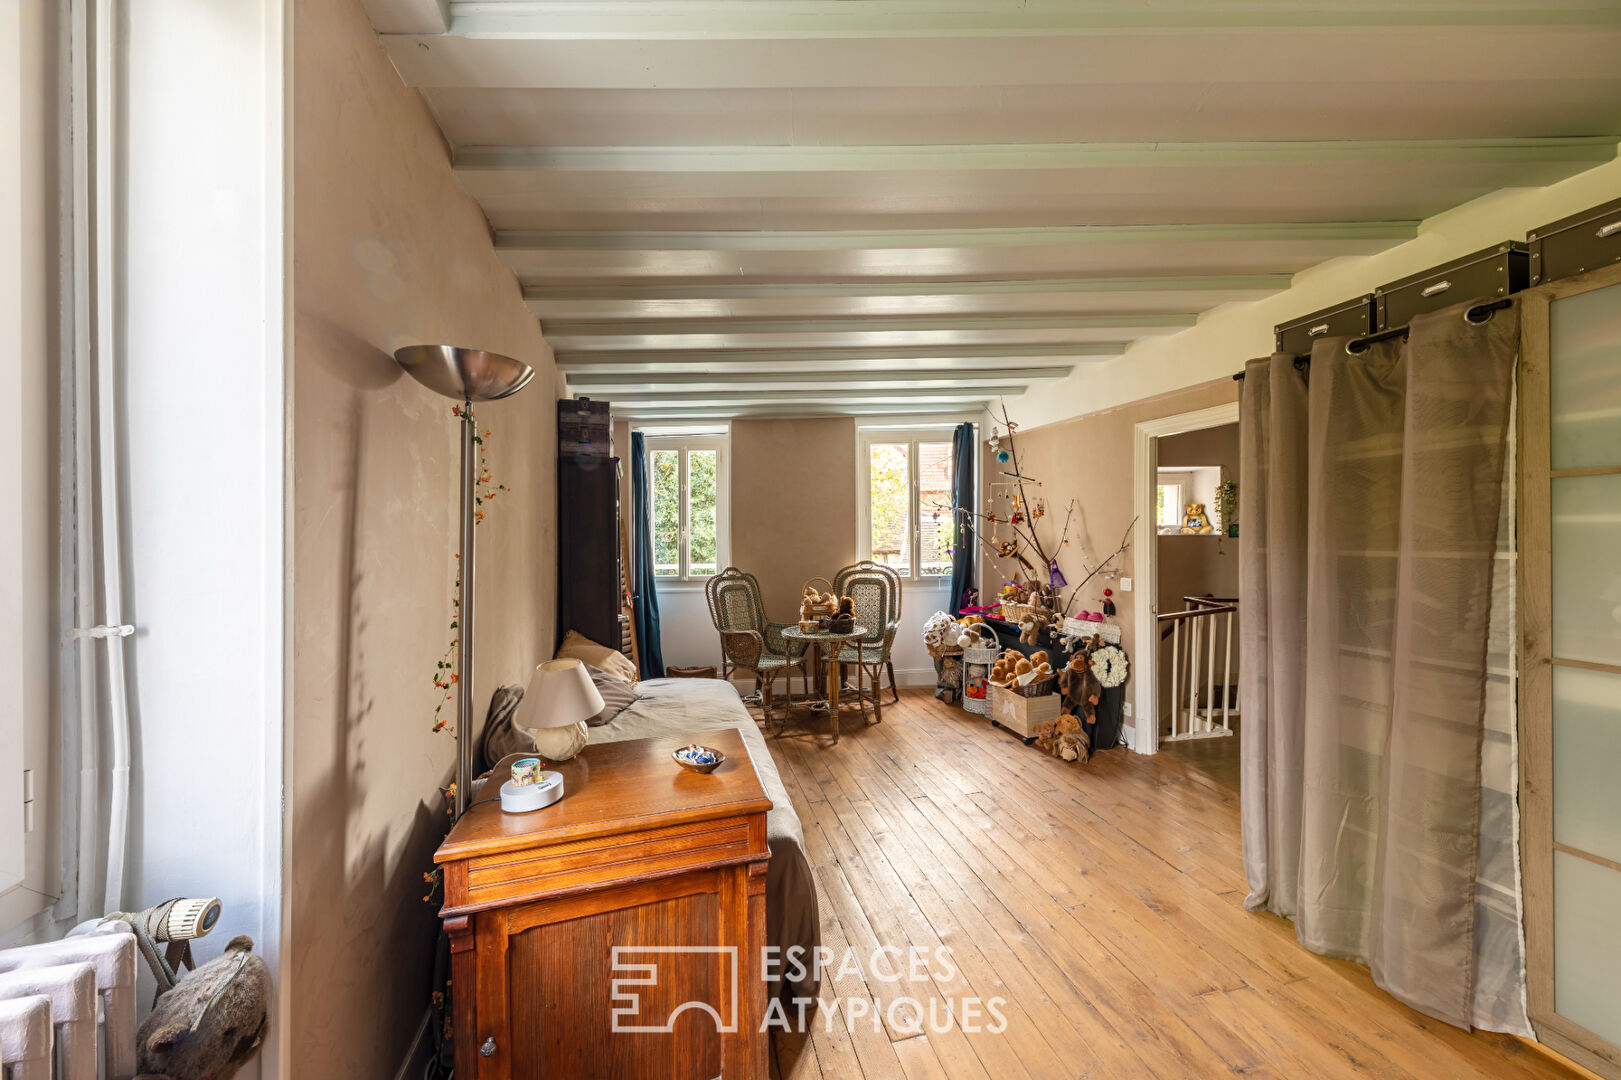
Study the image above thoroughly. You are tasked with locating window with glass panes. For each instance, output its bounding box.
[860,430,960,580]
[645,435,728,581]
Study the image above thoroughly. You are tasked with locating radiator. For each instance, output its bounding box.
[0,926,137,1080]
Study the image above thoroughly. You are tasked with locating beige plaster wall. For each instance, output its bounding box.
[731,418,859,619]
[289,0,562,1072]
[980,379,1239,728]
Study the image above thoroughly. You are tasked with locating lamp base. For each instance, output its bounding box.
[500,772,564,813]
[531,719,589,761]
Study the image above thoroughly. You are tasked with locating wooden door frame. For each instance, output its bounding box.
[1517,259,1621,1079]
[1130,401,1240,755]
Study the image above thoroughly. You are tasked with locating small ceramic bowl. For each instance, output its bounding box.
[672,744,726,774]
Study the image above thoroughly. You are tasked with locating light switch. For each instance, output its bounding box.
[1119,577,1132,592]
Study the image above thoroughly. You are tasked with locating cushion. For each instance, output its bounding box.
[584,664,638,727]
[478,684,534,773]
[557,629,638,686]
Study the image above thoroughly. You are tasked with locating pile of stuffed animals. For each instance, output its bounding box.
[988,648,1055,689]
[923,612,998,655]
[1034,711,1090,763]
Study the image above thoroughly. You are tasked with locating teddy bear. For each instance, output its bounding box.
[1179,502,1214,534]
[135,935,271,1080]
[1018,614,1042,645]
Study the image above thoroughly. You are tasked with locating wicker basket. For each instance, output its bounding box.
[1005,673,1058,698]
[799,576,839,619]
[1060,618,1122,644]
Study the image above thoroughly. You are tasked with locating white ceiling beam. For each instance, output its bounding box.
[553,343,1126,369]
[456,137,1619,174]
[442,2,1621,38]
[383,23,1621,90]
[565,366,1072,391]
[522,274,1290,302]
[497,221,1417,253]
[604,388,1016,407]
[543,313,1196,337]
[611,401,990,421]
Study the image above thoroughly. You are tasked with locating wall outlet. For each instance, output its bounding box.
[1119,577,1132,592]
[1122,702,1133,718]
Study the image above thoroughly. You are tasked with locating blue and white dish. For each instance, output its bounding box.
[672,744,726,774]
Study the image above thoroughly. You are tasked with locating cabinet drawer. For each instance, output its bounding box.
[1530,195,1621,287]
[455,815,765,911]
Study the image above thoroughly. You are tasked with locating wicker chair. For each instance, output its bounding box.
[833,560,903,721]
[704,567,807,726]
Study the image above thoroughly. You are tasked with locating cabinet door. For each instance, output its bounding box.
[1521,265,1621,1079]
[472,869,752,1080]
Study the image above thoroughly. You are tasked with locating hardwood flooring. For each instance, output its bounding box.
[761,689,1591,1080]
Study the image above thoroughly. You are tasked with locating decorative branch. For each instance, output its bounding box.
[1061,517,1137,616]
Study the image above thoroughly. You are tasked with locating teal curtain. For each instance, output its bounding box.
[949,422,977,613]
[630,432,665,678]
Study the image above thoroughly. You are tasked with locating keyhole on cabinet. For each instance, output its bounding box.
[480,1036,497,1057]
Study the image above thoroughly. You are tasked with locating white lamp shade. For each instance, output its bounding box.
[515,658,604,731]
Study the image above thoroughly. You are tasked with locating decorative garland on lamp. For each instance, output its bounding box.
[424,405,510,908]
[429,405,510,735]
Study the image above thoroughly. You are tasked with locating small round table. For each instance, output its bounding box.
[780,625,867,745]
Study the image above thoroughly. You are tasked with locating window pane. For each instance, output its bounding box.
[1551,472,1621,666]
[1157,483,1182,530]
[869,443,911,573]
[1550,281,1621,472]
[918,441,954,577]
[688,450,718,578]
[650,449,680,577]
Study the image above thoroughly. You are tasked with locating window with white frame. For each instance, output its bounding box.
[858,428,961,581]
[645,434,730,582]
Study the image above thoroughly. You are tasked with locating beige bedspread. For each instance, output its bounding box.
[588,677,822,1010]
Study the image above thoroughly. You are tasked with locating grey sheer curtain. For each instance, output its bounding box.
[1240,299,1530,1034]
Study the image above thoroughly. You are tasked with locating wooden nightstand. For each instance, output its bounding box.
[435,728,772,1080]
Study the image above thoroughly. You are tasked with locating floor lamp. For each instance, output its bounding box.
[395,345,536,817]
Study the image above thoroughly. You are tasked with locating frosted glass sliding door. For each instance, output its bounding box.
[1521,266,1621,1079]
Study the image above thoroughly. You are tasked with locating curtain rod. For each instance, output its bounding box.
[1231,297,1514,381]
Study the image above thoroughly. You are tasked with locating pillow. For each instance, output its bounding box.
[478,683,534,773]
[584,664,638,726]
[557,629,638,686]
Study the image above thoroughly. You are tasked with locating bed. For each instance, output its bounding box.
[588,676,822,1010]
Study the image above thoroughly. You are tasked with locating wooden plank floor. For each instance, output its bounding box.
[761,689,1592,1080]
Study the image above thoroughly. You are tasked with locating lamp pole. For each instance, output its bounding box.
[456,397,476,817]
[393,346,535,821]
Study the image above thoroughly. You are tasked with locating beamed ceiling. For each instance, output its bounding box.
[367,0,1621,420]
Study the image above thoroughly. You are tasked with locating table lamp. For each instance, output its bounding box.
[515,658,604,763]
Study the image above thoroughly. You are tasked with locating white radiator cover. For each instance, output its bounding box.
[0,928,137,1080]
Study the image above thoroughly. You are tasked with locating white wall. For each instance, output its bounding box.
[653,584,723,671]
[1005,157,1621,433]
[0,0,56,937]
[121,2,284,1076]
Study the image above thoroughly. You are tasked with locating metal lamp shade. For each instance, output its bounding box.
[393,345,535,403]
